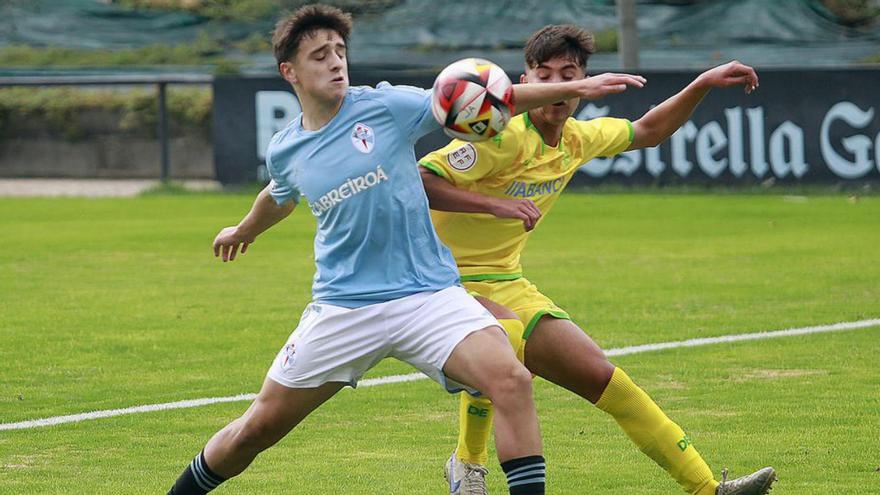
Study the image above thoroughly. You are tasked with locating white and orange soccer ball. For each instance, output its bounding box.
[431,58,515,142]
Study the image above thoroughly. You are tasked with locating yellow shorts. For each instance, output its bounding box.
[464,277,570,340]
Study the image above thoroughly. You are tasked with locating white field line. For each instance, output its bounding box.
[2,318,878,432]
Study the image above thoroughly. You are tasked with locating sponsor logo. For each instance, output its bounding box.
[467,405,490,417]
[450,478,462,493]
[677,434,692,452]
[351,122,375,154]
[576,101,880,181]
[447,143,478,171]
[308,164,389,216]
[820,102,879,179]
[504,178,565,198]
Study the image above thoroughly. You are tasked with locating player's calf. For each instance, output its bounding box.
[443,327,545,494]
[481,359,539,457]
[483,363,546,494]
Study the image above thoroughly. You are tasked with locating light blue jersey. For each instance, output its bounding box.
[266,83,460,308]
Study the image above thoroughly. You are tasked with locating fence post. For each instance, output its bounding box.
[617,0,639,70]
[157,82,170,182]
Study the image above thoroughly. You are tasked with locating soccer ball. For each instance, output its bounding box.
[431,58,515,142]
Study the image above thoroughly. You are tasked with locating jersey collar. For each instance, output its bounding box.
[523,112,565,156]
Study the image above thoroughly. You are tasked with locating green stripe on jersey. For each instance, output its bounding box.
[418,161,447,178]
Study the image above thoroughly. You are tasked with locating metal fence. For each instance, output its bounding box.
[0,74,213,182]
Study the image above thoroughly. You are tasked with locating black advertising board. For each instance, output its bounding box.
[213,70,453,184]
[213,68,880,185]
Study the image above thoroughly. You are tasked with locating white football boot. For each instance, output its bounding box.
[445,452,489,495]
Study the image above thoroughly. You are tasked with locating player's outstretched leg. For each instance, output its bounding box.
[167,378,342,494]
[443,326,545,495]
[525,316,775,495]
[447,300,526,495]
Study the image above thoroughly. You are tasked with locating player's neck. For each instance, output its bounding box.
[300,94,345,131]
[528,111,565,147]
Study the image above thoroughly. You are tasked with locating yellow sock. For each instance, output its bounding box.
[456,393,493,465]
[456,318,525,465]
[596,368,719,495]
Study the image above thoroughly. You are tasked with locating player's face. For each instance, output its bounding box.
[281,28,349,104]
[522,56,585,126]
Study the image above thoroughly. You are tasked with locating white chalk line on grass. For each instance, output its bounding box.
[3,318,878,432]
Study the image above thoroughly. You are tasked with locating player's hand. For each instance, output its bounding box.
[212,226,254,262]
[489,198,542,231]
[697,60,759,94]
[576,72,646,99]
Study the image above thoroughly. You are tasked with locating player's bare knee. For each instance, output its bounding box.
[485,362,533,405]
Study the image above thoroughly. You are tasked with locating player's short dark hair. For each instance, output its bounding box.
[524,25,595,70]
[272,4,353,65]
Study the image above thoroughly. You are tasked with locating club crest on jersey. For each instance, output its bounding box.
[351,122,375,154]
[447,143,477,171]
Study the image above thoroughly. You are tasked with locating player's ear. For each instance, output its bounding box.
[519,73,527,84]
[279,61,299,85]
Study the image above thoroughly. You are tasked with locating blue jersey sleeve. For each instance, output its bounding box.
[374,81,439,141]
[265,149,300,206]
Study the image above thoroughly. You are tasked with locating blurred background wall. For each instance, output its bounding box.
[1,0,878,184]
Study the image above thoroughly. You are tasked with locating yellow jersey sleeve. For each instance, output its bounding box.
[572,117,634,161]
[418,132,521,187]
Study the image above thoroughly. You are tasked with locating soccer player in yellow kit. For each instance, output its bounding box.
[419,25,776,495]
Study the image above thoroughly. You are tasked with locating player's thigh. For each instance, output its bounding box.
[386,286,510,392]
[390,286,521,396]
[524,316,615,403]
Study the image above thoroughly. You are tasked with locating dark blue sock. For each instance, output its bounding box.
[501,455,546,495]
[167,451,226,495]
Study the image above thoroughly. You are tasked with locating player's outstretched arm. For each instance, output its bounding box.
[512,72,646,115]
[212,184,296,262]
[628,60,758,150]
[419,167,541,231]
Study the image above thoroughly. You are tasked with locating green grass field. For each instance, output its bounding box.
[1,192,878,494]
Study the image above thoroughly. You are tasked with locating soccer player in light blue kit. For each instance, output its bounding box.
[165,5,646,494]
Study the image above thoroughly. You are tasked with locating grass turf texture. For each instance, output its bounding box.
[1,192,878,494]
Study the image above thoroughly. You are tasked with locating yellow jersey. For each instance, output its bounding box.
[419,113,632,281]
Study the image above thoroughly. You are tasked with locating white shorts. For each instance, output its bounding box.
[266,286,501,394]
